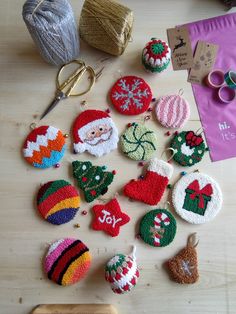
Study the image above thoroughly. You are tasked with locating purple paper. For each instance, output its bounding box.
[184,13,236,162]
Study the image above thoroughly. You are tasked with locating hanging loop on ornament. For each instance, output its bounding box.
[178,88,184,96]
[164,201,170,210]
[161,147,177,162]
[131,245,137,260]
[187,233,199,248]
[30,122,37,130]
[143,114,151,123]
[195,126,205,136]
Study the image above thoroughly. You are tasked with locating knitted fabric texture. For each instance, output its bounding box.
[124,158,173,205]
[37,180,80,225]
[73,110,119,157]
[23,125,66,168]
[120,123,157,161]
[140,209,177,247]
[170,131,206,167]
[172,172,223,224]
[142,38,171,73]
[105,249,139,294]
[92,198,130,237]
[44,238,91,286]
[167,234,199,284]
[110,76,152,115]
[72,161,115,203]
[155,94,190,129]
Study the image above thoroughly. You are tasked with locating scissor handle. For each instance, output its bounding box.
[56,60,96,97]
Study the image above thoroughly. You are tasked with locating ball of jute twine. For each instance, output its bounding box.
[79,0,134,56]
[22,0,80,66]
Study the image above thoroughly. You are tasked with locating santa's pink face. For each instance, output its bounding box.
[83,124,113,146]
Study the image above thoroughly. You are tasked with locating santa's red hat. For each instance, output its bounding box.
[73,110,112,153]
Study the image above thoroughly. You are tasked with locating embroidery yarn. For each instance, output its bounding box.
[23,125,66,169]
[139,209,177,247]
[105,246,139,294]
[37,180,80,225]
[172,172,223,224]
[22,0,80,66]
[155,94,190,129]
[110,76,152,115]
[167,233,199,284]
[79,0,133,56]
[142,38,171,73]
[170,130,206,166]
[124,158,173,205]
[73,110,119,157]
[44,238,91,286]
[72,161,115,203]
[92,198,130,237]
[120,123,157,161]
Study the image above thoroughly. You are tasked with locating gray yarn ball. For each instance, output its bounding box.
[22,0,80,66]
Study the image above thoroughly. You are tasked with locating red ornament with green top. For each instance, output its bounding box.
[142,38,171,73]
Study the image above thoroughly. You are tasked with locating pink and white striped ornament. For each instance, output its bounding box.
[153,212,170,246]
[155,94,190,129]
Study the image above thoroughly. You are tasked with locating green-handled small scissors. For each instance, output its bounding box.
[40,59,103,120]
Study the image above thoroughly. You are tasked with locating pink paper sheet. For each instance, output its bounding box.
[185,13,236,162]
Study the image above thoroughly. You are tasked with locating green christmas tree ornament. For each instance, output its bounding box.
[72,161,116,203]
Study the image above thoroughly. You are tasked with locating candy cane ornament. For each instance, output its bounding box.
[139,209,177,247]
[153,212,170,246]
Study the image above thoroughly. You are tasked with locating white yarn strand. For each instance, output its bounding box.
[22,0,80,66]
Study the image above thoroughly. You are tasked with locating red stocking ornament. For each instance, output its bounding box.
[124,158,173,205]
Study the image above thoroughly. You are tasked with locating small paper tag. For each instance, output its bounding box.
[188,41,218,85]
[167,26,194,71]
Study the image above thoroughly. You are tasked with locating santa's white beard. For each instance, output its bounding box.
[74,126,119,157]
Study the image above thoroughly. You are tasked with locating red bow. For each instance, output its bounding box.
[187,180,213,209]
[185,131,203,148]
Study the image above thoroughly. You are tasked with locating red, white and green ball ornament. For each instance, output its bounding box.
[142,38,171,73]
[105,247,140,294]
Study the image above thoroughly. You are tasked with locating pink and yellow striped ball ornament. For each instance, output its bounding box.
[105,246,140,294]
[37,180,80,225]
[44,238,91,286]
[155,92,190,129]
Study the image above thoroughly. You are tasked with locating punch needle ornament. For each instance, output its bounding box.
[139,208,177,247]
[105,246,140,294]
[172,172,223,224]
[72,161,116,203]
[167,233,199,284]
[124,158,173,205]
[142,38,171,73]
[73,109,119,157]
[92,198,130,237]
[120,123,157,161]
[23,125,66,169]
[170,130,207,166]
[110,76,152,115]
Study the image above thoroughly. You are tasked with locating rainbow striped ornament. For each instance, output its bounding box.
[105,247,139,294]
[155,94,190,129]
[37,180,80,225]
[44,238,91,286]
[23,125,66,168]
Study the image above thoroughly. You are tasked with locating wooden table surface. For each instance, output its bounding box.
[1,1,236,313]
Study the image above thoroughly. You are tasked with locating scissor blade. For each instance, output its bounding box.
[40,92,65,120]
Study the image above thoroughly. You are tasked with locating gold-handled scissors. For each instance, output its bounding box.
[40,59,103,120]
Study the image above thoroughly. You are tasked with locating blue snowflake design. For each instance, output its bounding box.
[113,78,151,111]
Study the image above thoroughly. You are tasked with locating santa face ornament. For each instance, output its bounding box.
[73,110,119,157]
